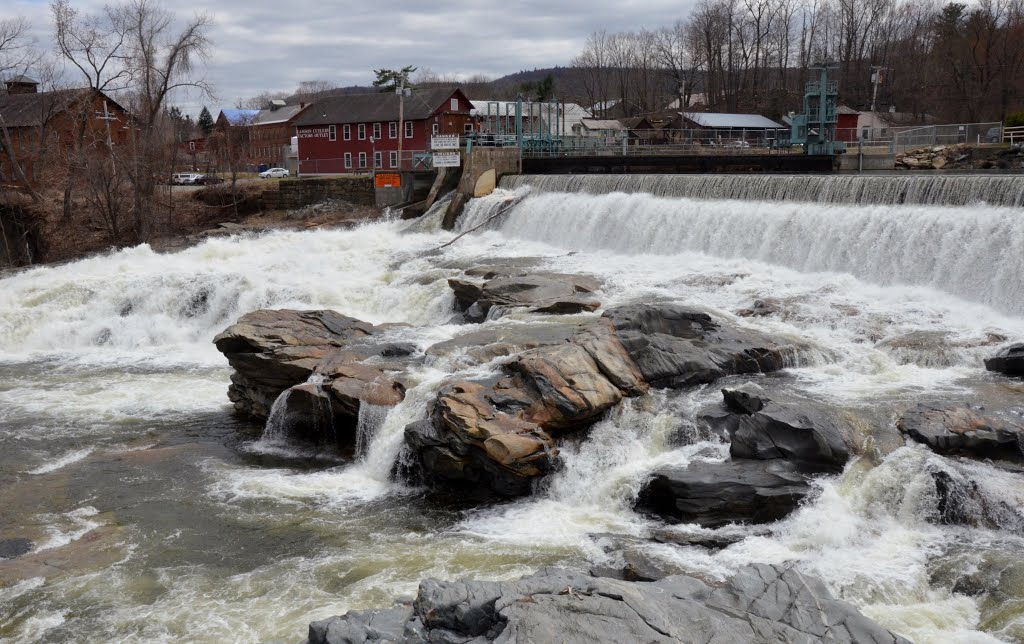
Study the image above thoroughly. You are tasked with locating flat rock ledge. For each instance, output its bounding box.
[448,267,602,322]
[897,402,1024,461]
[303,564,909,644]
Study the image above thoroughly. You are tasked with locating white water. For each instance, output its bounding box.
[1,182,1023,643]
[502,173,1024,207]
[461,189,1024,316]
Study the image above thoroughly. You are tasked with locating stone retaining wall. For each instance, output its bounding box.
[262,177,375,210]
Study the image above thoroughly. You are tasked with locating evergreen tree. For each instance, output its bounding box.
[197,106,214,134]
[373,66,417,92]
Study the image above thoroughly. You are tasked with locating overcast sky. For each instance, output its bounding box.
[5,0,689,118]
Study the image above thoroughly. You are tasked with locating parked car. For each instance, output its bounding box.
[259,167,289,179]
[194,174,223,185]
[170,172,202,185]
[727,140,751,148]
[985,127,1002,143]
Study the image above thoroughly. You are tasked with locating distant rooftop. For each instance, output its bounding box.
[681,112,785,129]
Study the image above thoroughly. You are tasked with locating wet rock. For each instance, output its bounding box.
[707,389,850,471]
[736,298,781,318]
[304,565,908,643]
[308,604,416,644]
[405,319,647,497]
[425,322,582,367]
[603,303,787,388]
[986,343,1024,377]
[650,527,752,550]
[0,538,32,560]
[448,270,601,322]
[636,459,813,527]
[897,403,1024,460]
[214,309,418,445]
[929,466,1024,533]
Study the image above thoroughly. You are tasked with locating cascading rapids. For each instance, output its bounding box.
[501,173,1024,207]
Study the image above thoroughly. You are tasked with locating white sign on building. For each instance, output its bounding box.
[432,151,461,168]
[431,135,459,150]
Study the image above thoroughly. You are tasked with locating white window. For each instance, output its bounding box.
[389,150,398,168]
[189,141,195,151]
[374,151,382,168]
[343,124,351,141]
[358,152,367,168]
[388,122,397,138]
[463,123,473,134]
[405,121,413,138]
[450,98,458,111]
[329,125,336,141]
[373,122,381,140]
[344,153,352,169]
[358,123,366,140]
[432,123,439,135]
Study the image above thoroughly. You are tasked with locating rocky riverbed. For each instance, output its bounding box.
[212,266,1024,643]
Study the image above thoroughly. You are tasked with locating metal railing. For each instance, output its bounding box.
[892,122,1001,153]
[1004,126,1024,145]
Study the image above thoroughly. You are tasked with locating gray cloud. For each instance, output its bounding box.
[5,0,691,117]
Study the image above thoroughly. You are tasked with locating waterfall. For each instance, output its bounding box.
[354,403,389,458]
[259,373,327,444]
[501,174,1024,207]
[475,189,1024,316]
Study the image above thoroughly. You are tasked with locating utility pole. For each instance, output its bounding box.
[870,66,886,112]
[396,72,411,171]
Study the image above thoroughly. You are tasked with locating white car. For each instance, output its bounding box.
[259,167,290,178]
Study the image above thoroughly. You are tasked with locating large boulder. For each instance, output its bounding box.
[636,459,813,527]
[705,389,850,471]
[985,343,1024,377]
[305,565,909,644]
[603,304,787,388]
[405,320,647,497]
[448,269,602,322]
[897,403,1024,460]
[213,310,417,444]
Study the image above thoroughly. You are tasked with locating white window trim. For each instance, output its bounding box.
[329,124,336,141]
[373,122,382,140]
[405,121,413,138]
[450,98,458,111]
[374,151,382,169]
[358,124,366,140]
[463,123,473,134]
[343,124,351,141]
[431,123,439,135]
[388,122,397,139]
[344,152,352,169]
[389,151,398,168]
[358,152,367,168]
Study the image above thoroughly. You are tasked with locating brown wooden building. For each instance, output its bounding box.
[0,76,130,186]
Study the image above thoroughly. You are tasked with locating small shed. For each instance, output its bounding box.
[669,111,786,145]
[573,118,627,139]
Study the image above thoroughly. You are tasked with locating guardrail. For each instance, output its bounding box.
[1005,126,1024,145]
[892,122,1001,153]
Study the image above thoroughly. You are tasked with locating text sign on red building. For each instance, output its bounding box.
[375,173,402,188]
[299,127,332,138]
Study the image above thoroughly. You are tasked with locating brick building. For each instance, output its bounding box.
[0,76,130,186]
[250,100,309,169]
[293,87,473,175]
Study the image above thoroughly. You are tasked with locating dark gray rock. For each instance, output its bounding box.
[929,464,1024,534]
[0,538,32,560]
[708,390,850,471]
[603,304,787,388]
[636,459,813,527]
[448,271,601,322]
[897,403,1024,460]
[308,604,415,644]
[304,565,909,644]
[985,343,1024,377]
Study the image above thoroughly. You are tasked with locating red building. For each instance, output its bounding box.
[293,87,473,175]
[836,106,860,142]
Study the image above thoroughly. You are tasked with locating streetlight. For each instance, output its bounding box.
[396,74,411,171]
[370,136,376,179]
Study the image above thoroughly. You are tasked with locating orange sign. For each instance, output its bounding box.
[375,173,401,188]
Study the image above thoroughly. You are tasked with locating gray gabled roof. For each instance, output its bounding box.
[681,112,785,129]
[0,88,110,129]
[252,103,308,126]
[293,87,467,127]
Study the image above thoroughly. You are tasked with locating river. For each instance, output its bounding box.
[1,180,1023,643]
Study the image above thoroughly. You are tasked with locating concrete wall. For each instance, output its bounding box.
[838,153,896,171]
[262,176,375,210]
[442,148,520,229]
